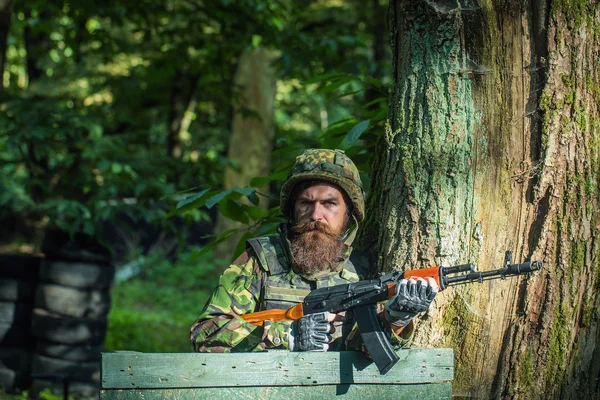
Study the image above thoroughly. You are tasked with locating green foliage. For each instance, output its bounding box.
[106,249,220,352]
[2,0,391,355]
[0,388,79,400]
[167,70,389,257]
[1,0,390,253]
[0,389,30,400]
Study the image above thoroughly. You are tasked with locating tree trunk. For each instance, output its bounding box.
[23,6,52,84]
[360,1,600,399]
[166,70,200,186]
[365,0,388,107]
[0,0,13,93]
[213,48,278,261]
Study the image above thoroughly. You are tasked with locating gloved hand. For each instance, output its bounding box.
[288,311,333,352]
[384,277,438,327]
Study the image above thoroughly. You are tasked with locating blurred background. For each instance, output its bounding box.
[0,0,391,397]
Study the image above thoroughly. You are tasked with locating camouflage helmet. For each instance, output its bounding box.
[280,149,365,222]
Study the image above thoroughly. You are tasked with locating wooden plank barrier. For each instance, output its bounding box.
[101,348,453,399]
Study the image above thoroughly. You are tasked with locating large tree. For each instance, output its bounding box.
[359,1,600,398]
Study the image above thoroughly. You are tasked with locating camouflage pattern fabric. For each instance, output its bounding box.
[190,227,412,353]
[280,149,365,223]
[190,253,291,352]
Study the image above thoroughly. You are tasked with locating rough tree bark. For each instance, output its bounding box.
[359,1,600,399]
[213,48,278,261]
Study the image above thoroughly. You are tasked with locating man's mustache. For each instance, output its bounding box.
[292,221,338,237]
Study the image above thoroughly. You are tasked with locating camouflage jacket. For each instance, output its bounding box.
[190,224,411,352]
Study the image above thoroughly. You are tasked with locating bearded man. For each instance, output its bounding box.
[190,149,437,353]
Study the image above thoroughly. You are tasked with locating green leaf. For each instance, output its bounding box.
[252,34,262,48]
[336,89,361,98]
[235,186,255,197]
[111,163,123,174]
[217,199,249,224]
[161,185,205,200]
[364,77,382,89]
[364,97,387,109]
[170,188,213,216]
[247,191,260,206]
[302,72,347,85]
[205,187,254,209]
[317,76,354,94]
[250,167,288,188]
[253,222,280,236]
[204,189,233,209]
[320,119,357,138]
[123,165,138,179]
[340,119,370,148]
[375,107,388,122]
[250,176,271,187]
[245,204,268,220]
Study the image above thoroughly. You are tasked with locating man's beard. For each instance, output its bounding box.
[290,220,347,277]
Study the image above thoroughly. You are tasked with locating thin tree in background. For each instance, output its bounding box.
[213,48,279,261]
[0,0,13,93]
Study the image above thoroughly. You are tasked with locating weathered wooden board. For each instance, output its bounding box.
[100,383,452,399]
[102,348,453,389]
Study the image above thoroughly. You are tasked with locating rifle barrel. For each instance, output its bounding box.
[445,261,542,286]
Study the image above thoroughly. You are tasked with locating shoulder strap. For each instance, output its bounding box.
[246,235,289,276]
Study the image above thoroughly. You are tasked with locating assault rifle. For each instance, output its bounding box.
[242,251,542,374]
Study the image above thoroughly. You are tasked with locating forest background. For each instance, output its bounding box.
[0,0,390,353]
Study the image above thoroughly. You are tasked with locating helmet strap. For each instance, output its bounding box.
[342,215,359,246]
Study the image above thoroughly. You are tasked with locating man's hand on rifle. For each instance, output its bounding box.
[289,312,341,352]
[384,277,438,328]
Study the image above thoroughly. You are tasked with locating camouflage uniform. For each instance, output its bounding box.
[190,149,411,352]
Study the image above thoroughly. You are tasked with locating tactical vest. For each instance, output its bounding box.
[246,234,363,309]
[246,234,373,349]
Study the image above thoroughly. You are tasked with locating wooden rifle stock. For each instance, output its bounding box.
[241,303,304,326]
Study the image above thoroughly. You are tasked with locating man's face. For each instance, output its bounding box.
[293,182,348,232]
[289,182,349,277]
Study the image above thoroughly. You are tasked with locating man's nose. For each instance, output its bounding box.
[310,204,324,221]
